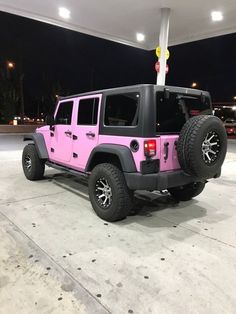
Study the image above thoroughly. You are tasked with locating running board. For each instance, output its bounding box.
[46,161,88,178]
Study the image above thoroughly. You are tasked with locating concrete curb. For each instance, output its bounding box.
[0,125,43,133]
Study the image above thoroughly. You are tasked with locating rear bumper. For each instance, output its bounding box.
[124,170,202,191]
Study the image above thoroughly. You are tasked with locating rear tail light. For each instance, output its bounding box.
[144,140,156,157]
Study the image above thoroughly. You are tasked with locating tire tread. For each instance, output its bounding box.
[22,144,45,180]
[89,163,133,222]
[177,115,227,178]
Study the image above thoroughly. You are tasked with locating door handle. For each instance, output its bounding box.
[164,142,169,161]
[65,130,72,137]
[86,132,95,138]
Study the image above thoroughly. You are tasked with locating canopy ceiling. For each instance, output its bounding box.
[0,0,236,49]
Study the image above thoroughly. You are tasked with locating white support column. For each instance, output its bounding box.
[157,8,170,85]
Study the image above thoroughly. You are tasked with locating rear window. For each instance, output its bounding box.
[156,92,212,133]
[104,93,139,126]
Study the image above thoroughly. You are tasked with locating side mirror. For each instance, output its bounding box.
[45,114,55,130]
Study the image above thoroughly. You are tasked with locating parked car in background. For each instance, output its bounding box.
[224,118,236,135]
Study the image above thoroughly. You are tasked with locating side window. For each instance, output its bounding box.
[77,98,99,125]
[104,93,139,126]
[55,101,73,125]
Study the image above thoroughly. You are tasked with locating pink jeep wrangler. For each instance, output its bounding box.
[22,85,227,221]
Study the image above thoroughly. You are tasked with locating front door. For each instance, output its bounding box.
[50,99,75,164]
[71,94,102,170]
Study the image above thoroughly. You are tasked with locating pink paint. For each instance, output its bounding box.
[36,94,180,174]
[98,135,160,172]
[159,135,180,171]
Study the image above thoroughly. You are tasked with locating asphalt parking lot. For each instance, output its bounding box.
[0,134,236,314]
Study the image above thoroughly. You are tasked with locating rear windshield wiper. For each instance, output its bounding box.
[176,95,198,100]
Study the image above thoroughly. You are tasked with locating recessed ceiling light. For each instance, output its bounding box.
[136,33,145,42]
[59,7,71,19]
[211,11,223,22]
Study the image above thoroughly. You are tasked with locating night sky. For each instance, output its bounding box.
[0,10,236,116]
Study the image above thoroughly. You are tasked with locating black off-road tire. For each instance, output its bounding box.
[22,144,45,180]
[168,182,205,201]
[88,163,134,222]
[177,115,227,178]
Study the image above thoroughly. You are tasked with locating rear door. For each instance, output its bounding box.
[159,135,180,171]
[71,94,102,170]
[50,99,75,163]
[156,91,212,171]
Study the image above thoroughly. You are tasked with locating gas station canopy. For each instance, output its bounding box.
[0,0,236,50]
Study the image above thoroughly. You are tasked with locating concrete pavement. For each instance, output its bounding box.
[0,134,236,314]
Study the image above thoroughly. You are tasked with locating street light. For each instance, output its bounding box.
[5,61,15,80]
[7,61,15,69]
[191,82,198,88]
[233,96,236,101]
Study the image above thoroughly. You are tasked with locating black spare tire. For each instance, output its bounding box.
[177,115,227,178]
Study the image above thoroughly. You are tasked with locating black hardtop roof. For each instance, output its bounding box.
[58,84,209,100]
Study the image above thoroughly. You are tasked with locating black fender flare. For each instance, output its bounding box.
[85,144,137,172]
[23,133,49,159]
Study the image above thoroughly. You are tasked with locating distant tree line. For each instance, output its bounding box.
[0,65,20,124]
[0,64,69,124]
